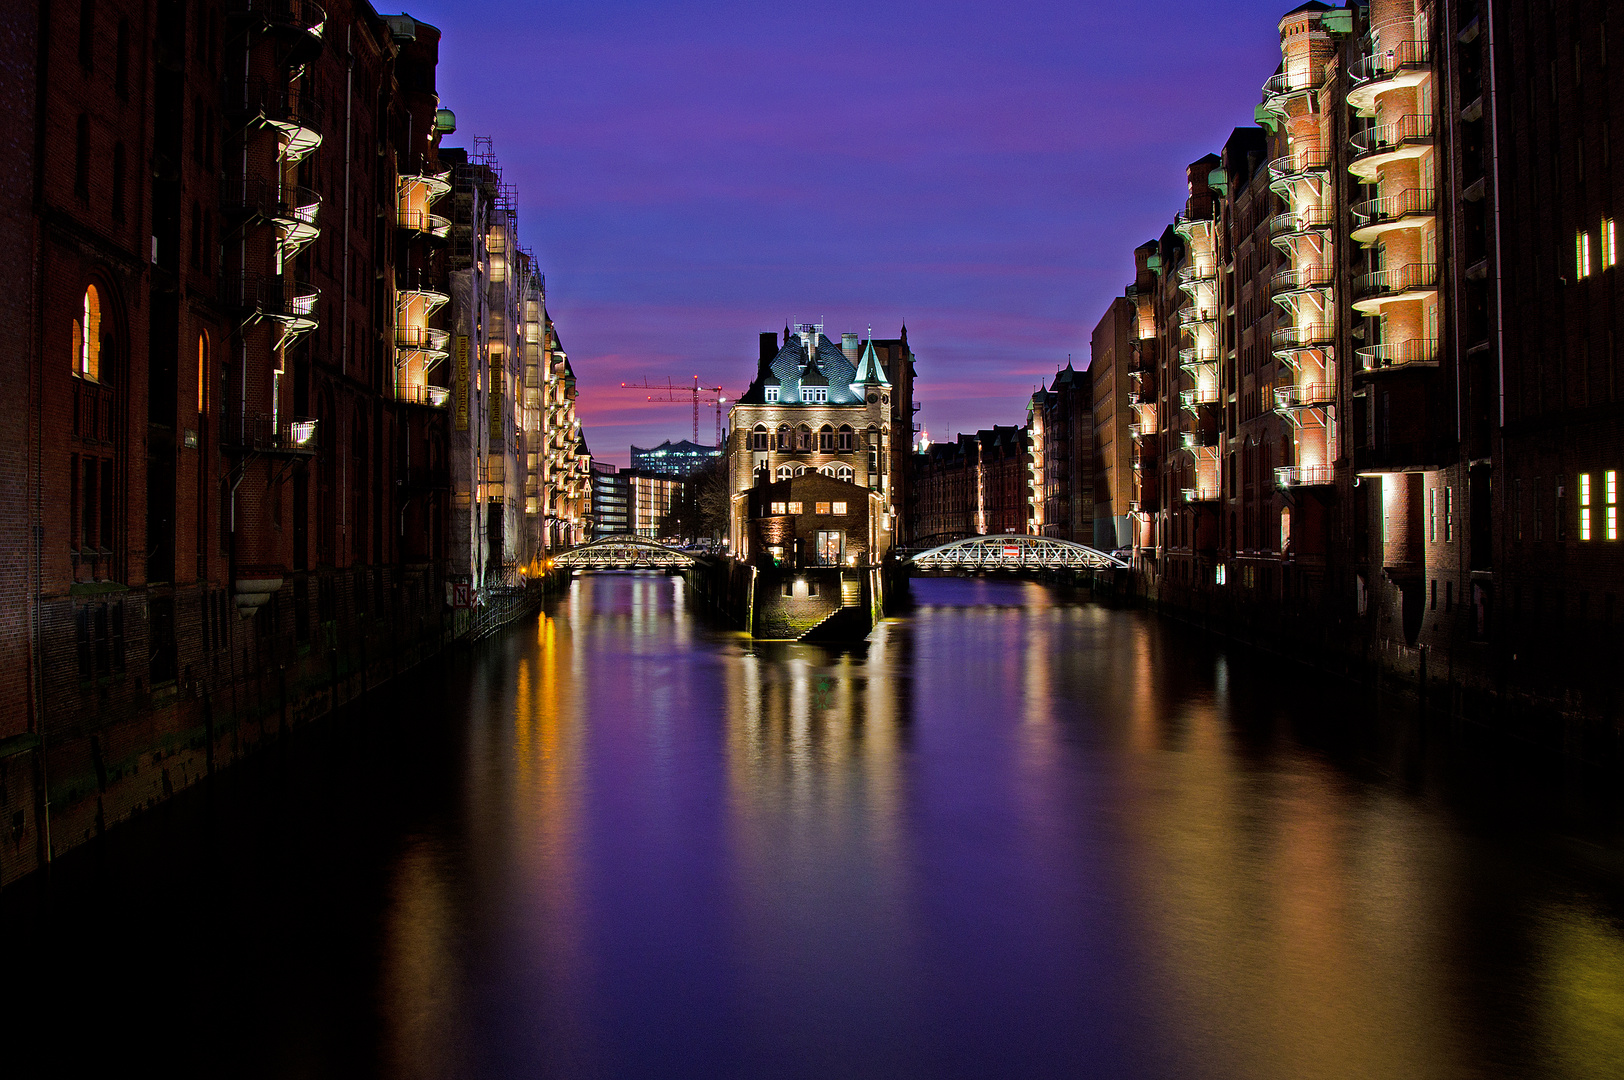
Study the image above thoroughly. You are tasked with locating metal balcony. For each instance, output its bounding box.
[1268,206,1334,250]
[1173,210,1216,245]
[1275,464,1335,488]
[1350,189,1436,243]
[220,179,321,261]
[1267,150,1332,197]
[227,413,318,456]
[1356,338,1439,373]
[1179,346,1220,373]
[1352,262,1438,314]
[230,82,323,162]
[1180,428,1218,451]
[1182,486,1220,503]
[1348,113,1435,181]
[1178,305,1219,330]
[1260,69,1320,115]
[1180,387,1220,411]
[1273,382,1335,411]
[1270,266,1334,297]
[1347,40,1431,114]
[228,0,326,61]
[1177,262,1218,295]
[221,274,319,338]
[397,209,452,240]
[399,384,452,409]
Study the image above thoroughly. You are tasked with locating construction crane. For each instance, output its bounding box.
[620,375,727,447]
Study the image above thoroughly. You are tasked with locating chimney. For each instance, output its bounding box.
[841,333,860,361]
[759,332,777,364]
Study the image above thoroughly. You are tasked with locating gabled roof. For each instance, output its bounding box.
[853,338,891,386]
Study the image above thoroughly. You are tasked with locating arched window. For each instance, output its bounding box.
[819,466,836,477]
[75,285,102,381]
[836,465,854,483]
[751,424,769,450]
[796,465,811,476]
[818,424,835,451]
[838,425,854,451]
[197,331,208,415]
[776,464,793,481]
[776,424,791,450]
[797,424,811,451]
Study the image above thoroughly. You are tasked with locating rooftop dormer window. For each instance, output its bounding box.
[765,385,779,402]
[807,386,828,403]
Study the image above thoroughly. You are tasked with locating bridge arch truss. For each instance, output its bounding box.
[906,534,1128,572]
[552,534,698,570]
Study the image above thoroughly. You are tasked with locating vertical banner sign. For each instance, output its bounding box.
[490,347,503,442]
[455,336,470,431]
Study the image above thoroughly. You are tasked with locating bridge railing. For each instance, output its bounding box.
[906,534,1129,572]
[551,533,699,569]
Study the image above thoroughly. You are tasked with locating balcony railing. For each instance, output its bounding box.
[395,325,450,352]
[1357,338,1439,372]
[1179,346,1221,369]
[1180,387,1220,409]
[1349,39,1431,87]
[1350,188,1436,230]
[399,384,451,408]
[1261,69,1320,111]
[1177,263,1218,291]
[1178,305,1219,328]
[1275,464,1335,488]
[1349,112,1435,169]
[1180,428,1218,451]
[1268,207,1334,240]
[397,209,452,239]
[1173,210,1216,242]
[1182,486,1220,502]
[1273,382,1335,410]
[228,0,327,48]
[228,413,318,455]
[1272,324,1334,350]
[1354,262,1438,303]
[1267,150,1333,186]
[1270,266,1334,295]
[229,82,323,160]
[221,274,319,331]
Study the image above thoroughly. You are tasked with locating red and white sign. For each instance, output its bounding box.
[1003,546,1022,558]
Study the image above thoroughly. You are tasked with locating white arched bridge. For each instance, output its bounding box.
[552,535,699,571]
[904,534,1129,572]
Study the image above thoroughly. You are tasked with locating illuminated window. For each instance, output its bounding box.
[832,501,847,515]
[776,464,793,481]
[197,331,208,415]
[1428,488,1436,541]
[1608,470,1618,540]
[764,385,779,402]
[1606,219,1619,268]
[1444,486,1453,541]
[814,501,831,515]
[836,465,854,483]
[1578,230,1593,279]
[787,501,803,515]
[1580,472,1593,540]
[770,501,786,514]
[807,386,828,403]
[77,285,102,381]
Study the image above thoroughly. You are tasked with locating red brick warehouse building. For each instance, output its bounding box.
[0,0,540,889]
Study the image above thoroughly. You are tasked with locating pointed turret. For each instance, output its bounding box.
[854,337,891,387]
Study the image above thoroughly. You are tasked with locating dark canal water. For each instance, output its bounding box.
[7,575,1624,1078]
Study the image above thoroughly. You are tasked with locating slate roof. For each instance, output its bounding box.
[739,332,871,405]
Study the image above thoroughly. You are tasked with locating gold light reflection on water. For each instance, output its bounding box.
[1117,664,1461,1079]
[721,629,911,1002]
[380,836,460,1080]
[1536,900,1624,1077]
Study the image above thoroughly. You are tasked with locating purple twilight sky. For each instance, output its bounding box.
[405,0,1292,467]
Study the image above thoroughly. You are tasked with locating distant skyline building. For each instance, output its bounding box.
[630,439,720,477]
